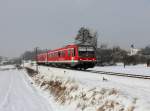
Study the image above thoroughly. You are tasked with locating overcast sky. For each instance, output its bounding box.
[0,0,150,57]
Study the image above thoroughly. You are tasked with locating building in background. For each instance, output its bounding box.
[129,44,140,56]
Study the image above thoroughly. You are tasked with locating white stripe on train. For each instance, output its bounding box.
[38,60,95,63]
[38,60,78,63]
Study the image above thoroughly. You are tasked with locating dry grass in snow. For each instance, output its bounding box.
[26,68,136,111]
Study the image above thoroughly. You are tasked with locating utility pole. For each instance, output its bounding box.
[46,49,48,65]
[35,47,38,73]
[22,55,24,68]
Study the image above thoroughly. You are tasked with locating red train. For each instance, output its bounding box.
[37,44,96,70]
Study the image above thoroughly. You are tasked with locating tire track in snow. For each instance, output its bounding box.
[0,72,13,109]
[0,68,54,111]
[21,71,54,111]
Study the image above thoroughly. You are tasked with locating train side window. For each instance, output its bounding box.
[61,51,63,57]
[68,49,71,57]
[74,48,76,56]
[62,51,65,57]
[56,52,58,57]
[72,49,74,57]
[54,52,55,57]
[58,51,61,57]
[49,53,51,58]
[56,52,57,57]
[60,51,62,57]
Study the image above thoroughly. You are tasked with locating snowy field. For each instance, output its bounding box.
[0,66,53,111]
[25,63,150,111]
[90,63,150,76]
[0,64,150,111]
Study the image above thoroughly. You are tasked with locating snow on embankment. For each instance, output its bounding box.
[25,64,150,111]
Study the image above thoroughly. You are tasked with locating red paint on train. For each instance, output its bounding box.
[37,44,96,69]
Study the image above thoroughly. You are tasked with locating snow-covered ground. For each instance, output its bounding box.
[25,63,150,111]
[0,65,15,70]
[1,64,149,111]
[90,63,150,76]
[0,66,53,111]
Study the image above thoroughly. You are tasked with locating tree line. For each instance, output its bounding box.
[12,27,150,66]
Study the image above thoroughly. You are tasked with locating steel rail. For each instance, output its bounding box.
[87,70,150,79]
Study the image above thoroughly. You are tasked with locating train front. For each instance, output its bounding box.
[77,45,96,69]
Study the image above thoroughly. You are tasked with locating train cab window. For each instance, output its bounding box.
[78,46,95,57]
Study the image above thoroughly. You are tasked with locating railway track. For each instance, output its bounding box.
[25,65,150,80]
[87,70,150,79]
[48,66,150,80]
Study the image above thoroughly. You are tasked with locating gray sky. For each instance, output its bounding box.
[0,0,150,57]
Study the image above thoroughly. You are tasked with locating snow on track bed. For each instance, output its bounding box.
[0,67,53,111]
[25,64,150,111]
[90,64,150,76]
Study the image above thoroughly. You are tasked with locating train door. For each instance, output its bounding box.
[67,48,76,61]
[71,48,76,63]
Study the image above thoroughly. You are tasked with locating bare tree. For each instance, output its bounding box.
[75,27,98,49]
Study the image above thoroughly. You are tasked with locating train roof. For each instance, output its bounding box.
[47,44,77,53]
[38,44,95,55]
[37,52,47,56]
